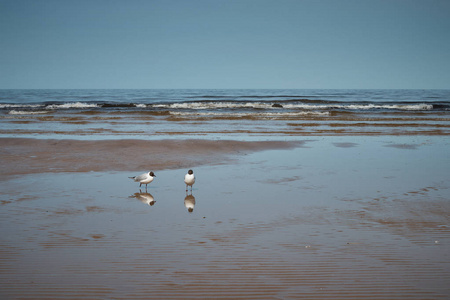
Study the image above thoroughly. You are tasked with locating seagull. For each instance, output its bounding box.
[184,169,195,192]
[129,171,156,188]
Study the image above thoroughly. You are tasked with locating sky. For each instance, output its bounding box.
[0,0,449,89]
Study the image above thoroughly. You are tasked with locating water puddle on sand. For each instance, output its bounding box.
[1,136,449,299]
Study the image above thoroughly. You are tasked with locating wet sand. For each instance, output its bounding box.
[0,138,301,178]
[1,136,449,299]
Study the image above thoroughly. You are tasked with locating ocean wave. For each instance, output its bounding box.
[100,103,147,108]
[156,102,226,109]
[46,102,99,109]
[0,104,43,109]
[155,102,288,110]
[283,103,434,111]
[8,110,49,115]
[1,100,438,114]
[169,111,329,117]
[152,101,434,111]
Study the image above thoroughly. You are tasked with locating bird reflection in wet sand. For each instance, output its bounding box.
[131,191,156,206]
[184,193,195,213]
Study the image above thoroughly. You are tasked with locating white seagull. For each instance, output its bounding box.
[129,171,156,188]
[184,169,195,192]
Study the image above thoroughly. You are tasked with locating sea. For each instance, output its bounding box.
[0,89,449,139]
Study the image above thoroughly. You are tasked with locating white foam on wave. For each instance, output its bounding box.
[283,103,433,111]
[346,103,433,110]
[0,104,43,109]
[46,102,99,109]
[397,104,433,110]
[170,111,329,117]
[8,110,49,115]
[135,104,147,108]
[154,102,434,111]
[155,102,274,110]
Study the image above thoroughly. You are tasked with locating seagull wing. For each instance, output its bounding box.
[134,173,148,181]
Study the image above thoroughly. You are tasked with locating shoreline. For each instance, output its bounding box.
[0,138,302,179]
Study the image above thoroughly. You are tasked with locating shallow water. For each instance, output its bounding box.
[1,136,449,299]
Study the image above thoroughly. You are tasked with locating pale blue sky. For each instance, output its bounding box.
[1,0,449,89]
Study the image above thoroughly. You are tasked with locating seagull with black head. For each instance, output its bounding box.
[129,171,156,189]
[184,169,195,192]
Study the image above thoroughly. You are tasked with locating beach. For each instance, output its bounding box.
[1,89,449,299]
[2,0,450,294]
[1,135,449,299]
